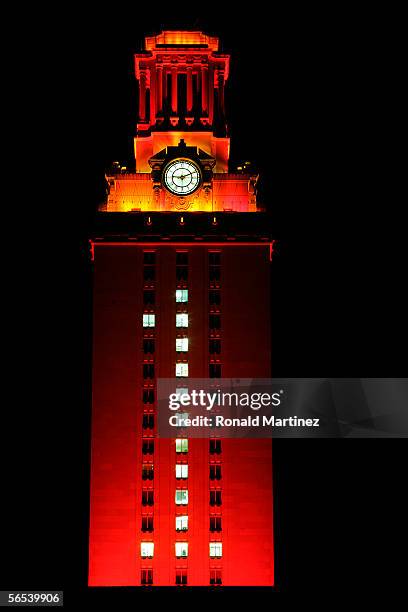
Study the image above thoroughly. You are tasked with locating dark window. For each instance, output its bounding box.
[176,266,188,281]
[210,569,222,585]
[209,363,221,378]
[209,252,221,266]
[209,290,221,306]
[142,490,154,506]
[142,464,154,480]
[143,390,155,404]
[143,363,155,379]
[209,266,221,281]
[209,439,222,454]
[142,439,154,455]
[143,252,156,265]
[175,569,187,586]
[143,266,155,281]
[209,314,221,330]
[143,339,155,354]
[141,516,154,532]
[143,290,155,305]
[176,252,188,265]
[209,339,221,354]
[141,568,153,585]
[210,490,222,506]
[210,464,222,480]
[210,516,222,532]
[142,414,154,430]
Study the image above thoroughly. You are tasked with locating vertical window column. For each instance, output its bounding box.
[208,251,223,585]
[175,251,189,586]
[175,251,189,381]
[141,251,156,585]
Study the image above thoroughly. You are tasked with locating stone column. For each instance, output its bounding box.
[156,65,163,113]
[149,66,156,124]
[186,65,193,113]
[208,64,214,124]
[163,68,167,108]
[218,70,225,117]
[139,70,147,121]
[201,65,208,115]
[171,65,178,114]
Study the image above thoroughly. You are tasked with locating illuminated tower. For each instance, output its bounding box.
[89,31,274,587]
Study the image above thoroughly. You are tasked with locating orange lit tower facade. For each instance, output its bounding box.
[89,31,274,587]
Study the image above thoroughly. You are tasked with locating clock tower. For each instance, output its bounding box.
[89,31,275,587]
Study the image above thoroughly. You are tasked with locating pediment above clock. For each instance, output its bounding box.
[148,139,216,171]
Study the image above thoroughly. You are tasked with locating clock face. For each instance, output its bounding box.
[163,159,201,196]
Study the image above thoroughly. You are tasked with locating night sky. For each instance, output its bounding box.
[1,5,405,600]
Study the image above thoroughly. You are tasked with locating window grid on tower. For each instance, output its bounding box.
[141,251,156,585]
[175,250,189,586]
[208,250,222,581]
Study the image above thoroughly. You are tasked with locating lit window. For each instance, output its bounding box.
[175,542,188,558]
[176,464,188,479]
[141,542,154,558]
[176,363,189,377]
[176,515,188,531]
[209,542,222,558]
[175,489,188,505]
[176,387,188,398]
[176,314,188,327]
[176,338,189,352]
[143,314,155,327]
[176,289,188,303]
[175,412,190,426]
[176,439,188,453]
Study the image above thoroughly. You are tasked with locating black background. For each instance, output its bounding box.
[1,5,406,603]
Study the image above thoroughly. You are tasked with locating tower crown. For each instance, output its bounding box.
[134,30,229,136]
[103,31,261,213]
